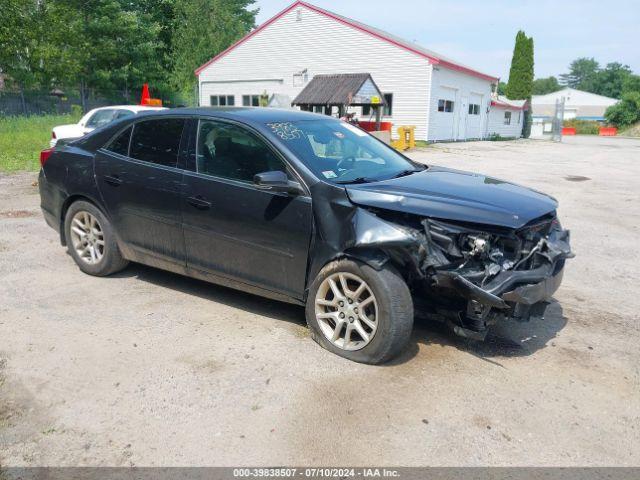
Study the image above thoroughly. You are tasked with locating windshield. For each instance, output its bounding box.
[265,119,424,184]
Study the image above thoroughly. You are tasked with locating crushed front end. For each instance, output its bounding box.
[414,213,573,339]
[359,207,574,340]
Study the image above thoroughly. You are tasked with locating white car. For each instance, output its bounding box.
[50,105,166,147]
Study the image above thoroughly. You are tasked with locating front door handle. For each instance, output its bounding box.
[186,195,212,210]
[103,174,122,186]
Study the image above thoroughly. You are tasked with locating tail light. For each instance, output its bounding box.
[52,130,56,139]
[40,148,54,167]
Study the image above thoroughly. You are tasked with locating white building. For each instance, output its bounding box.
[195,1,507,142]
[487,96,526,138]
[531,88,618,135]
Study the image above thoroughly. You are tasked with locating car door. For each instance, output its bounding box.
[95,117,187,270]
[181,118,313,299]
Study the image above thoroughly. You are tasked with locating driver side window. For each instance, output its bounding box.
[196,120,289,182]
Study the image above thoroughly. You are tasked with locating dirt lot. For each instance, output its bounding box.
[1,136,639,466]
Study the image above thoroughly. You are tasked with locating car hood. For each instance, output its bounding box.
[345,166,558,229]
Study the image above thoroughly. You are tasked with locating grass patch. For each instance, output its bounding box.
[0,114,80,172]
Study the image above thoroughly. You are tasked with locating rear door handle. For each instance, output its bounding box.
[103,174,122,186]
[186,195,212,210]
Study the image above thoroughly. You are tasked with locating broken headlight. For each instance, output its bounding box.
[422,219,518,284]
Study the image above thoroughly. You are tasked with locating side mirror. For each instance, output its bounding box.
[253,170,303,195]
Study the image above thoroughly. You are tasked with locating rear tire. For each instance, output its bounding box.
[306,259,413,364]
[64,200,128,276]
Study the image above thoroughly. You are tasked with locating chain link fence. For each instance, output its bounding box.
[0,88,193,116]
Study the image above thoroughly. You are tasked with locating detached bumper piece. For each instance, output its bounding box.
[433,228,573,339]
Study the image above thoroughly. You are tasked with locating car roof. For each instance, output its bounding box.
[92,105,166,112]
[144,106,330,125]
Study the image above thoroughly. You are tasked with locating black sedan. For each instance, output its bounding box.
[39,108,572,364]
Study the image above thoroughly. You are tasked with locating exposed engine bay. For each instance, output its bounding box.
[349,207,574,339]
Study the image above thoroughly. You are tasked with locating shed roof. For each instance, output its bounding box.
[292,73,385,106]
[491,95,527,110]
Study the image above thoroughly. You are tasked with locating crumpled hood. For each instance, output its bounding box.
[345,166,558,229]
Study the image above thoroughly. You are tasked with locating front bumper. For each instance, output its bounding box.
[430,228,572,336]
[435,259,566,311]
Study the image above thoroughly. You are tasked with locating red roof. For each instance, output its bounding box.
[491,99,526,110]
[194,1,499,82]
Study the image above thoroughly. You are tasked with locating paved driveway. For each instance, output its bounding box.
[1,136,639,466]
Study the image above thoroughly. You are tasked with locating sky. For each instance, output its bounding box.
[253,0,640,81]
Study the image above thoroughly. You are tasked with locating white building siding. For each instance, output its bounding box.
[487,107,523,138]
[198,5,433,139]
[427,67,493,141]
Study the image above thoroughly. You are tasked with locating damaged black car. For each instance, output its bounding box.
[39,108,573,364]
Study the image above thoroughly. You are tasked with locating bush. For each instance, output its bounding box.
[487,133,517,141]
[563,119,600,135]
[605,92,640,128]
[70,104,83,118]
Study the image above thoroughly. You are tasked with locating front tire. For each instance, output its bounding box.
[64,200,128,276]
[306,259,413,364]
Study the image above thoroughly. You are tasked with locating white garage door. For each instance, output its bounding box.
[466,93,484,139]
[432,86,457,141]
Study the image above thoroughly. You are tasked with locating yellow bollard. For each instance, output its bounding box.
[391,126,416,151]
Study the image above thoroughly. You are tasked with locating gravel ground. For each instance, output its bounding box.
[0,136,639,466]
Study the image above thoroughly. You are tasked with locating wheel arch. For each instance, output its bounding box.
[304,246,413,302]
[59,194,108,246]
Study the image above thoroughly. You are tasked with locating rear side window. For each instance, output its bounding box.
[130,119,185,167]
[86,109,118,128]
[106,126,132,156]
[115,110,135,120]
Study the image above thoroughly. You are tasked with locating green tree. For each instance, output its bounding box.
[559,57,599,90]
[532,76,562,95]
[622,74,640,95]
[171,0,257,94]
[505,31,534,100]
[0,0,47,90]
[605,92,640,128]
[42,0,166,103]
[590,62,632,98]
[505,31,534,137]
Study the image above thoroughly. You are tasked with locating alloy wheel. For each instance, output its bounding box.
[314,272,378,351]
[69,211,105,265]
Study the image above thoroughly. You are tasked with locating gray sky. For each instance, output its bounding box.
[254,0,640,81]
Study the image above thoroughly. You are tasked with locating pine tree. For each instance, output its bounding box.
[505,31,534,100]
[505,31,534,137]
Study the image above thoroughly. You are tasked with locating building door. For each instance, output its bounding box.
[457,96,468,140]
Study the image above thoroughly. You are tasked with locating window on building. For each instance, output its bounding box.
[313,106,325,114]
[504,111,512,125]
[438,99,454,112]
[468,103,480,115]
[129,118,186,168]
[517,111,521,123]
[362,93,393,116]
[196,120,288,182]
[242,95,261,107]
[106,126,133,156]
[210,95,235,107]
